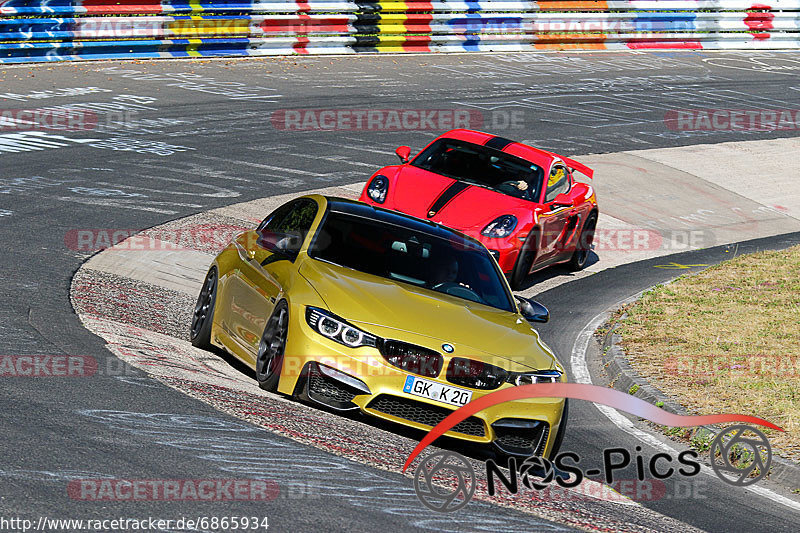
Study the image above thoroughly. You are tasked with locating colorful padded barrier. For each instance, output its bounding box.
[1,1,799,62]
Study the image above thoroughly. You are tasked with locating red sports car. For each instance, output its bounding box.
[358,129,598,290]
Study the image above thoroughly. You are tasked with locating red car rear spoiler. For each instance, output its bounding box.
[563,156,594,179]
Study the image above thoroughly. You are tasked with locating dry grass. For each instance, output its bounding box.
[615,245,800,460]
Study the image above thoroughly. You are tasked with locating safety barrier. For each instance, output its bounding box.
[1,1,799,62]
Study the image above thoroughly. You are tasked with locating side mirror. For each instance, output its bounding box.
[395,146,411,164]
[551,193,573,209]
[516,296,549,323]
[275,236,294,252]
[258,231,300,255]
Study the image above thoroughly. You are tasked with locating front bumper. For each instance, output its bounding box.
[484,241,520,274]
[281,308,566,457]
[465,231,522,274]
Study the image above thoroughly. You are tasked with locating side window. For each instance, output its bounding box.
[260,200,318,234]
[544,165,570,203]
[257,199,319,256]
[258,203,294,232]
[273,199,318,237]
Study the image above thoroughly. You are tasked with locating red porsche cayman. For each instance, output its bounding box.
[359,129,598,290]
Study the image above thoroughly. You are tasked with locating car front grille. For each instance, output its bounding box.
[379,340,443,378]
[367,394,485,437]
[446,357,508,390]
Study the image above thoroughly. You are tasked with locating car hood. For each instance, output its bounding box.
[298,258,555,370]
[390,165,531,232]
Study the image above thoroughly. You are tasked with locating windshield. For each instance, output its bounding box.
[411,138,544,201]
[308,211,515,312]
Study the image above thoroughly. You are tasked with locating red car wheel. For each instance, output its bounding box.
[510,231,538,290]
[567,212,597,272]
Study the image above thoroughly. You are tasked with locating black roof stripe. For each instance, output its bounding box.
[484,136,515,151]
[324,195,480,244]
[426,181,470,218]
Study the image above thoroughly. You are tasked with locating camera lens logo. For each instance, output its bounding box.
[710,425,772,486]
[518,456,555,490]
[413,451,476,512]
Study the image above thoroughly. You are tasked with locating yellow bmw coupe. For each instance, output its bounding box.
[191,195,568,457]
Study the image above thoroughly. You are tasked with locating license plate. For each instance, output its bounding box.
[403,375,473,408]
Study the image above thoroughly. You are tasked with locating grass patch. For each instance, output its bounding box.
[616,245,800,459]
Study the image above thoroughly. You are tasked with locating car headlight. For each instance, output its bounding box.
[481,215,517,238]
[367,175,389,204]
[305,307,378,348]
[508,369,562,386]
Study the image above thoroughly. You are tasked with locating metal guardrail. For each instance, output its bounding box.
[1,1,799,62]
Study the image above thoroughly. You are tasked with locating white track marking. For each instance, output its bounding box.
[56,196,202,215]
[311,139,395,155]
[571,297,800,513]
[196,155,337,177]
[290,153,383,168]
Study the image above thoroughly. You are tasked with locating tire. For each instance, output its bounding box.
[255,300,289,392]
[190,266,218,349]
[567,212,597,272]
[510,231,537,291]
[547,399,569,460]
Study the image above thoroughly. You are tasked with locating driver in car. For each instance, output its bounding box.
[431,257,460,288]
[494,174,531,199]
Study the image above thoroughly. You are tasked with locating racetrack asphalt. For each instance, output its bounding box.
[1,51,800,532]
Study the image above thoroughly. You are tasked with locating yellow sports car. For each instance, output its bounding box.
[191,195,568,457]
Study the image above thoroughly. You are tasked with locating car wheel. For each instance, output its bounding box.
[547,399,569,459]
[256,300,289,392]
[190,266,218,349]
[510,231,537,291]
[567,212,597,272]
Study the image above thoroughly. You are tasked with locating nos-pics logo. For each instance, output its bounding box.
[400,384,781,512]
[412,424,773,511]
